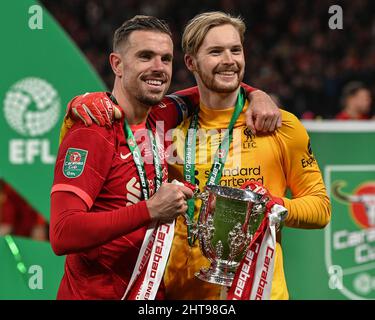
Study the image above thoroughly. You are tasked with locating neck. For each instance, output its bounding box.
[345,105,361,119]
[112,78,151,125]
[197,83,240,109]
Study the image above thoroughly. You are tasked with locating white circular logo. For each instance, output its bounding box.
[353,273,374,295]
[3,77,60,137]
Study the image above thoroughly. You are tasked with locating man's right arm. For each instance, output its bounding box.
[50,191,151,255]
[51,124,192,255]
[50,183,192,256]
[51,123,136,255]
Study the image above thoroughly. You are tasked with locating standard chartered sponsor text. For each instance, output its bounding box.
[205,165,264,187]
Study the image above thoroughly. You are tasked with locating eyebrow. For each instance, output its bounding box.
[136,50,156,56]
[162,53,173,60]
[206,45,242,51]
[136,50,173,59]
[206,46,224,51]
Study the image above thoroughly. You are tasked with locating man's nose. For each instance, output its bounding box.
[222,50,235,64]
[151,57,165,71]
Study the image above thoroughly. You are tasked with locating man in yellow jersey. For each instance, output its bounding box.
[163,11,331,300]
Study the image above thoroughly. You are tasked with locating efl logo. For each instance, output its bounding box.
[325,165,375,300]
[3,77,60,164]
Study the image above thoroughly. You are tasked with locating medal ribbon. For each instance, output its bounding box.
[183,88,245,245]
[123,120,163,199]
[121,118,170,300]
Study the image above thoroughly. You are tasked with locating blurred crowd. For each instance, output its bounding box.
[0,180,48,240]
[41,0,375,119]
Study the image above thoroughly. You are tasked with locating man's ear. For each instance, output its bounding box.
[184,54,196,72]
[109,52,123,77]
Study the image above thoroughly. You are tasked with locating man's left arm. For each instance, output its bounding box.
[278,114,331,229]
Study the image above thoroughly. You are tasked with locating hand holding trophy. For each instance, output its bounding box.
[172,179,288,300]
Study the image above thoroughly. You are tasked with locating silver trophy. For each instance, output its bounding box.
[187,185,267,287]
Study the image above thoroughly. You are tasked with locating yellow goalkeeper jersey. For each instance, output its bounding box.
[164,101,331,300]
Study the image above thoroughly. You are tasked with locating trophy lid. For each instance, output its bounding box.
[204,185,263,202]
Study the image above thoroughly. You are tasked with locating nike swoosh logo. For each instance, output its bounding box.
[120,152,132,160]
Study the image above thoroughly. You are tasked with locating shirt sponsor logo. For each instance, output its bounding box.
[205,165,265,187]
[301,155,316,168]
[126,177,141,205]
[63,148,88,178]
[301,139,316,168]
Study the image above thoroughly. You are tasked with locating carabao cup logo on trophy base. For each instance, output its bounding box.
[4,77,60,137]
[195,185,265,286]
[325,165,375,300]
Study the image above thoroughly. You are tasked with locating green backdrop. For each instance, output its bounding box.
[283,121,375,300]
[0,0,105,299]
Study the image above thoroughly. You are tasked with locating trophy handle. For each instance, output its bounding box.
[182,190,209,243]
[196,192,217,262]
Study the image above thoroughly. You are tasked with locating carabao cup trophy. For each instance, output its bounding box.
[191,185,267,287]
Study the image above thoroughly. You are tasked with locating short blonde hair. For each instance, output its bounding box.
[182,11,246,56]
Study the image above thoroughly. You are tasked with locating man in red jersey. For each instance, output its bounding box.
[50,16,193,300]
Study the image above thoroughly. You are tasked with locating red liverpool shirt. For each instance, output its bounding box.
[51,111,170,299]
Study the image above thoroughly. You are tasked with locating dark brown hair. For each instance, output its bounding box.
[113,15,172,52]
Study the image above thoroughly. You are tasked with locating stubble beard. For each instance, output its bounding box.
[137,93,164,106]
[135,84,169,106]
[196,62,244,94]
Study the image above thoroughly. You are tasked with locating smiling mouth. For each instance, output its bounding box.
[216,71,238,78]
[144,79,164,87]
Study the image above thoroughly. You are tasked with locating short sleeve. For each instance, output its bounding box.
[51,125,115,209]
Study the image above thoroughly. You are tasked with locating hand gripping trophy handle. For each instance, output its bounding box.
[171,179,207,239]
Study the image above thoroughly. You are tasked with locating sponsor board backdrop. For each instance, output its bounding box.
[283,121,375,300]
[1,1,375,300]
[0,0,105,298]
